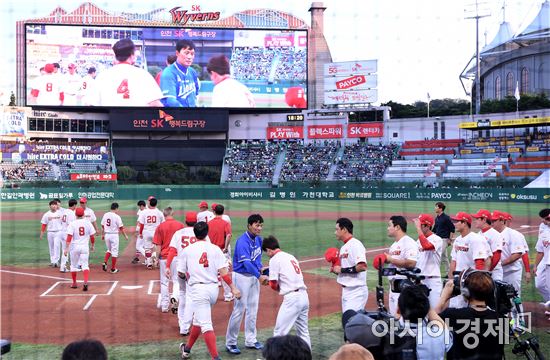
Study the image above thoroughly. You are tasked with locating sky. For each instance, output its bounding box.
[0,0,544,105]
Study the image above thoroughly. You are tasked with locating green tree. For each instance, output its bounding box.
[117,166,137,182]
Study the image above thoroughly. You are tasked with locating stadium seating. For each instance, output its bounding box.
[280,141,340,182]
[334,143,399,181]
[224,140,282,183]
[230,47,307,82]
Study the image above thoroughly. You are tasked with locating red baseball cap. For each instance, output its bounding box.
[211,203,218,211]
[418,214,434,227]
[198,201,208,209]
[79,197,87,203]
[472,209,491,220]
[75,207,85,217]
[68,63,76,69]
[185,211,198,223]
[147,196,155,201]
[503,212,513,221]
[491,210,508,221]
[451,212,472,225]
[44,63,55,73]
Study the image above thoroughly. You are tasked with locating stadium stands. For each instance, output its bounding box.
[230,47,307,82]
[224,140,282,183]
[280,141,340,182]
[334,143,399,181]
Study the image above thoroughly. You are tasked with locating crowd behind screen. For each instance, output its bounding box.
[224,140,400,183]
[230,47,307,81]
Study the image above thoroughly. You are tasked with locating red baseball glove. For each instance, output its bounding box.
[372,254,387,270]
[324,247,340,264]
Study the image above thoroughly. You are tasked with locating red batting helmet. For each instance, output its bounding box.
[372,254,387,270]
[324,247,339,264]
[285,86,307,108]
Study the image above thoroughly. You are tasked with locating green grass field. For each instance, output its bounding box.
[1,198,548,359]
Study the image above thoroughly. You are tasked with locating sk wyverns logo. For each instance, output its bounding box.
[169,6,220,25]
[159,110,174,121]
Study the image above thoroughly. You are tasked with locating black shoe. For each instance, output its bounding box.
[83,284,88,292]
[102,262,107,272]
[132,257,140,264]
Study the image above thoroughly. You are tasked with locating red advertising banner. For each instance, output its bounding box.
[70,173,118,181]
[307,125,343,139]
[347,123,384,138]
[267,126,303,140]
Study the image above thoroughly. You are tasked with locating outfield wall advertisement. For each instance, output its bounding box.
[1,187,548,203]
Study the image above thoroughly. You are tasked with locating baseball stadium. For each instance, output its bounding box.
[1,1,550,359]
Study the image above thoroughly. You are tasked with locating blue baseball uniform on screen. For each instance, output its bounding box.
[160,62,199,107]
[233,231,263,278]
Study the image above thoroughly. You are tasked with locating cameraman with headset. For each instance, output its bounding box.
[436,269,505,360]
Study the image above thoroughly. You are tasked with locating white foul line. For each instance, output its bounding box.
[40,281,61,297]
[83,295,98,311]
[1,269,68,281]
[106,281,118,295]
[147,280,156,295]
[300,247,389,264]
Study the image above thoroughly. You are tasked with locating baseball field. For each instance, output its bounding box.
[1,198,549,359]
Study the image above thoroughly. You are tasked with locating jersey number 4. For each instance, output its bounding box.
[199,252,209,267]
[117,79,130,99]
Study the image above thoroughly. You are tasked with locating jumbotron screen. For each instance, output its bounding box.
[25,24,308,109]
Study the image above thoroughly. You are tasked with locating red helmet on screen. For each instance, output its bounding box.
[285,86,307,108]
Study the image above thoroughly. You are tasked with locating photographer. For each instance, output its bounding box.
[436,269,504,360]
[342,285,452,359]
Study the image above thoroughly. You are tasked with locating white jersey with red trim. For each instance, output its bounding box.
[416,233,444,277]
[211,78,256,108]
[88,63,163,106]
[138,208,164,232]
[388,235,418,280]
[197,210,214,223]
[82,207,96,223]
[63,73,82,98]
[80,75,96,105]
[66,218,96,246]
[41,210,64,232]
[500,227,525,273]
[536,223,550,266]
[101,212,124,233]
[337,237,367,287]
[31,74,63,105]
[61,208,76,231]
[479,227,504,275]
[451,231,490,271]
[179,239,227,286]
[268,251,307,296]
[221,214,231,224]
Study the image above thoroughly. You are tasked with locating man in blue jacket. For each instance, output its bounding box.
[160,39,200,107]
[225,214,269,354]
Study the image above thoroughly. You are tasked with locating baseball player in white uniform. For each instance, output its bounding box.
[535,208,550,302]
[503,212,532,286]
[383,215,418,316]
[30,63,64,106]
[174,221,241,360]
[79,197,99,236]
[101,202,128,274]
[80,67,96,106]
[133,200,147,264]
[138,198,165,269]
[88,38,164,107]
[62,63,82,105]
[449,212,491,308]
[331,217,368,313]
[197,201,214,223]
[64,207,96,291]
[166,212,200,335]
[413,214,444,308]
[206,55,256,108]
[492,210,525,295]
[262,235,310,348]
[40,200,64,267]
[58,199,78,271]
[472,209,504,281]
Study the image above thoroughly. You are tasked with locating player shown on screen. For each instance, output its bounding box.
[207,55,255,108]
[160,40,200,107]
